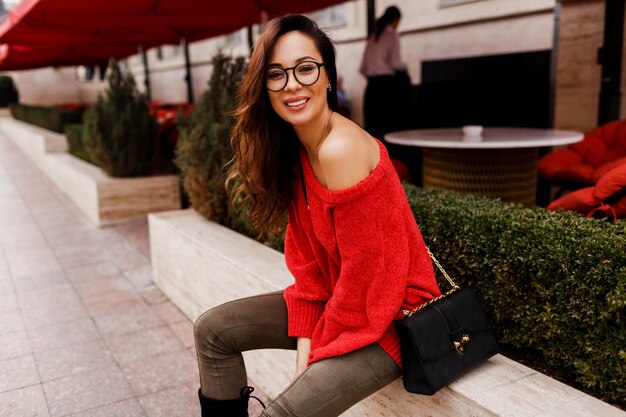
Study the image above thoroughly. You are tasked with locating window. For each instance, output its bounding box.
[439,0,485,7]
[160,45,182,60]
[75,64,107,82]
[0,0,20,24]
[224,29,243,46]
[308,4,346,29]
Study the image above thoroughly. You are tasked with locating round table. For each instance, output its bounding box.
[385,128,584,206]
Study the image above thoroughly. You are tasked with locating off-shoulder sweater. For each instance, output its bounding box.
[283,138,441,367]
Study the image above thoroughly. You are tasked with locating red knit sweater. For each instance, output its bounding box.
[283,139,441,367]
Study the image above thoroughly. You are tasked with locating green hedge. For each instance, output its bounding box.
[402,185,625,407]
[230,181,624,403]
[10,103,83,133]
[64,124,91,163]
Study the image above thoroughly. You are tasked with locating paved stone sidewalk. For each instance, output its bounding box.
[0,136,266,416]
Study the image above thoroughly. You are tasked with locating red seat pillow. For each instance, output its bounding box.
[538,149,593,184]
[592,158,626,186]
[594,164,626,218]
[569,120,626,168]
[547,187,598,213]
[539,120,626,185]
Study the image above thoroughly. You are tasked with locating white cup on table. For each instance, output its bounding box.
[462,125,483,142]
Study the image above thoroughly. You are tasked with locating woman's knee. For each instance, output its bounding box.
[193,303,238,357]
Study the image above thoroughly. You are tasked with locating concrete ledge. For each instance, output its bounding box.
[149,209,625,417]
[1,117,68,159]
[0,116,181,226]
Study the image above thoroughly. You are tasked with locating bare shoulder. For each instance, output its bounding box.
[318,122,380,191]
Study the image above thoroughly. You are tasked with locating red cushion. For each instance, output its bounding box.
[549,161,626,219]
[547,187,599,213]
[539,120,626,185]
[590,164,626,219]
[591,157,626,183]
[594,163,626,201]
[538,149,593,183]
[569,120,626,168]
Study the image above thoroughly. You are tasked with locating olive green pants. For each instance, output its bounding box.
[194,291,401,417]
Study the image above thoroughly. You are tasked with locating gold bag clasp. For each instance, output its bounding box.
[453,334,470,355]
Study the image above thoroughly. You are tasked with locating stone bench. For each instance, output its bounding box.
[0,117,68,162]
[0,116,181,226]
[149,209,625,417]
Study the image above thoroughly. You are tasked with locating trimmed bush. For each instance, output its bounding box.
[402,185,625,407]
[83,60,157,177]
[0,75,18,107]
[9,103,83,133]
[175,52,284,250]
[64,124,91,163]
[175,53,245,225]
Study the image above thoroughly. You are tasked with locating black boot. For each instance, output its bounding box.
[198,386,266,417]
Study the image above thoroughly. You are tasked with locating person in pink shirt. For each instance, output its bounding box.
[360,6,408,151]
[193,14,439,417]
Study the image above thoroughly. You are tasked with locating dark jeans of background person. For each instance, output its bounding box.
[194,291,401,417]
[364,74,422,185]
[364,75,398,144]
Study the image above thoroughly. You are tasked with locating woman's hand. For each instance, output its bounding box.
[294,337,311,380]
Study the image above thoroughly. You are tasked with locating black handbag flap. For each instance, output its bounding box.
[398,289,491,361]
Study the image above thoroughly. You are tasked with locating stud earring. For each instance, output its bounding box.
[328,83,332,92]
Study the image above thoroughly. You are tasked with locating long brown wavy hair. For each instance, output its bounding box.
[226,15,339,235]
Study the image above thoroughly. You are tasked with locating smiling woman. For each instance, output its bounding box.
[266,35,331,129]
[192,14,441,417]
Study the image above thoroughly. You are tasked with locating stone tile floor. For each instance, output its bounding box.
[0,137,266,416]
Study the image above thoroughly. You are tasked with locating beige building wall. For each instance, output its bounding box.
[6,67,82,106]
[332,8,555,124]
[328,0,555,125]
[555,0,626,133]
[125,0,558,126]
[4,0,560,127]
[387,0,554,30]
[554,0,604,132]
[128,32,252,103]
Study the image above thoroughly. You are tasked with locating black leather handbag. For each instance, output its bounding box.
[395,248,498,395]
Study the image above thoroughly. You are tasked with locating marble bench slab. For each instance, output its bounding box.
[149,209,625,417]
[0,116,181,226]
[0,117,68,161]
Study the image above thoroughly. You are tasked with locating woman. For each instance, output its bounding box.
[194,15,440,417]
[360,6,408,148]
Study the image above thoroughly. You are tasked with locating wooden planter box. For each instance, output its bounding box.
[149,209,625,417]
[0,116,180,226]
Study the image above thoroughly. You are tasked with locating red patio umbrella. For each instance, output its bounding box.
[0,43,138,70]
[0,0,350,70]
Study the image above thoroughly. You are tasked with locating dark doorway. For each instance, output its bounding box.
[411,50,552,129]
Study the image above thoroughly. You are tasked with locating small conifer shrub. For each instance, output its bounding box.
[175,52,246,225]
[64,124,91,163]
[83,60,157,177]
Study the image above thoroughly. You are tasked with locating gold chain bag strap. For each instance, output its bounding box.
[395,247,498,395]
[402,247,459,317]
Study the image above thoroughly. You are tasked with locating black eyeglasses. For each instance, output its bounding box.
[266,61,325,92]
